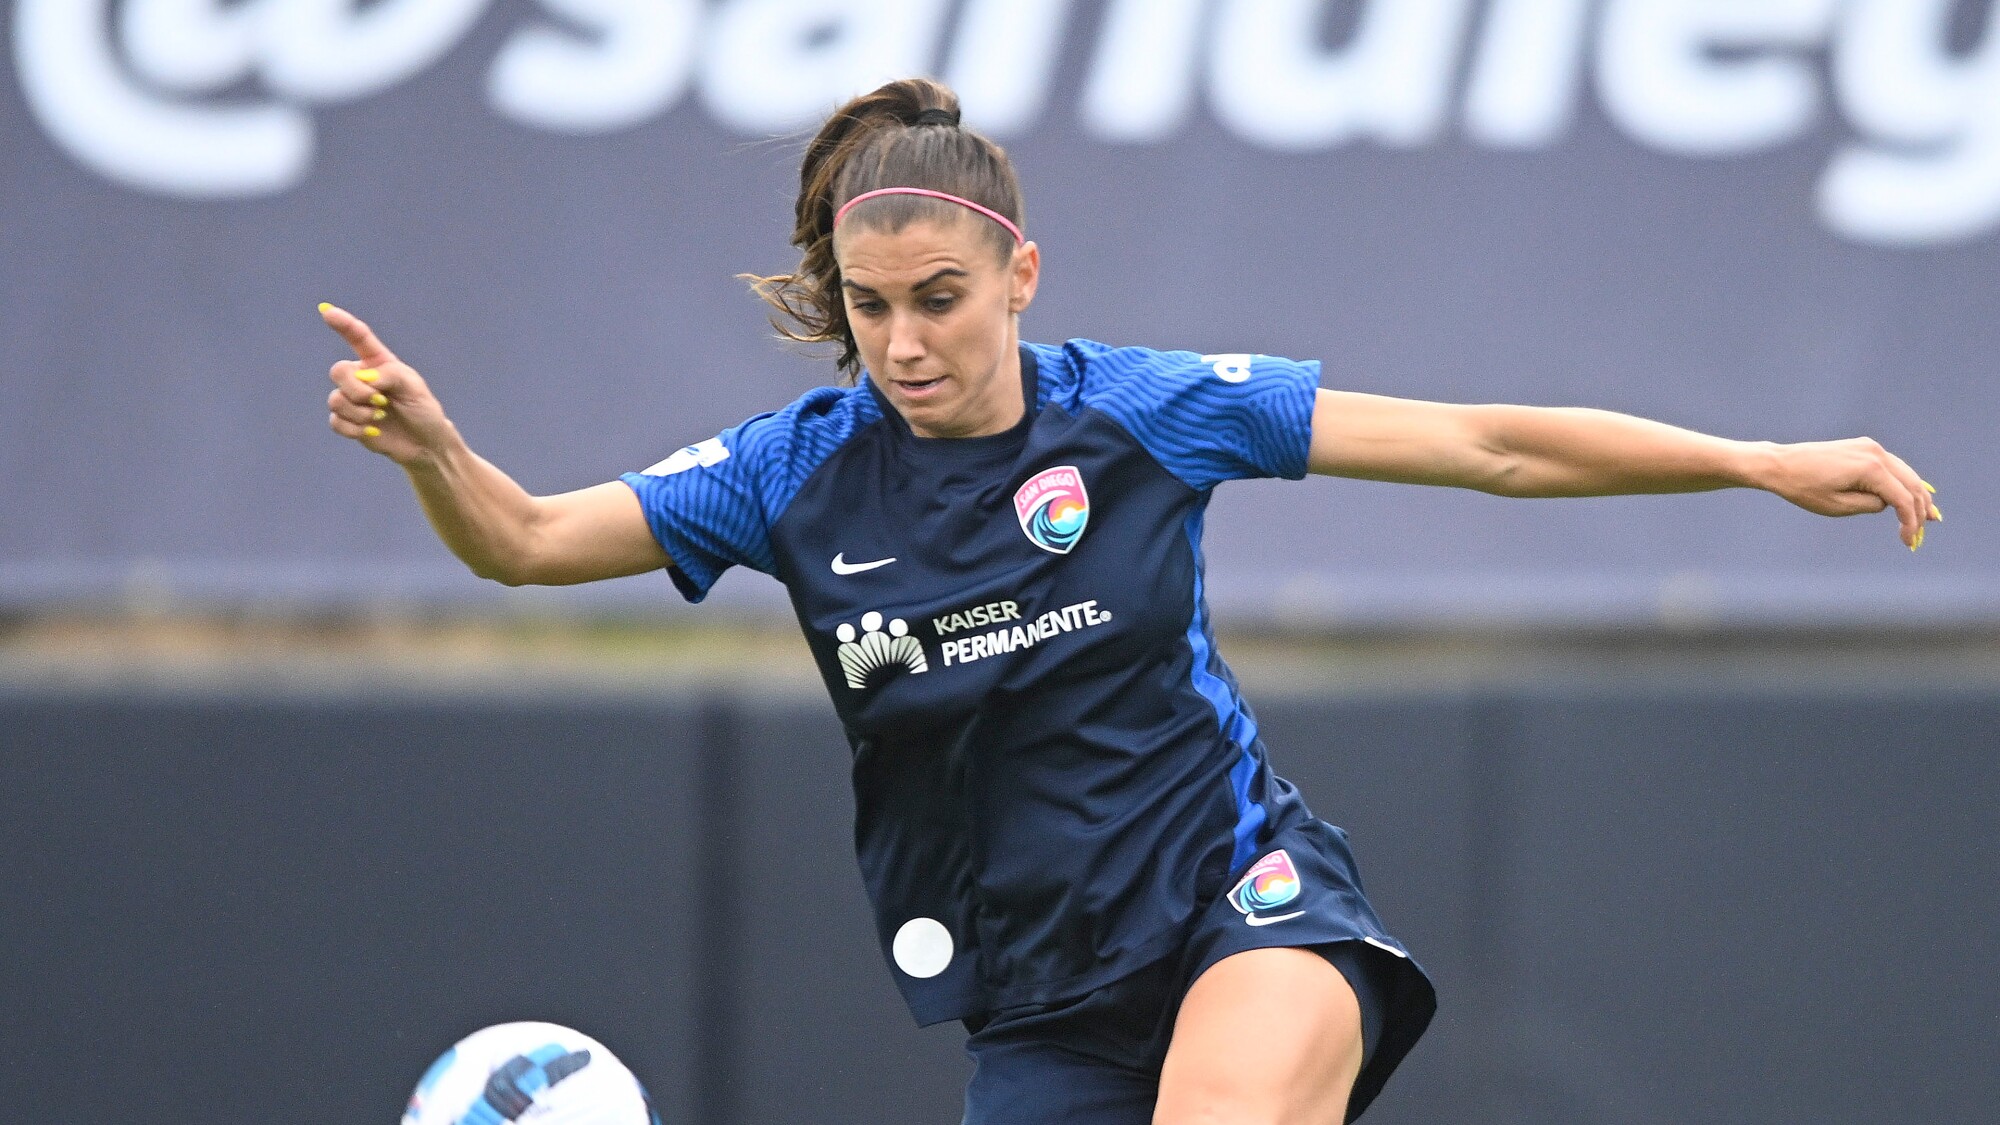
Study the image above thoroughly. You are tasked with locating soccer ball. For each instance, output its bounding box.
[401,1022,660,1125]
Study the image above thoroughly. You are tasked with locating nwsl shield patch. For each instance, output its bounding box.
[1013,466,1089,554]
[1229,849,1303,914]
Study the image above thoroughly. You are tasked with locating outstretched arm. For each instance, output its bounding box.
[319,303,670,585]
[1306,390,1940,550]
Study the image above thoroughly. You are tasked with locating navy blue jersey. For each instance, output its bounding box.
[622,340,1323,1024]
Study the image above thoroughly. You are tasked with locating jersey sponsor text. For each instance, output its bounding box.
[932,600,1022,636]
[939,599,1110,667]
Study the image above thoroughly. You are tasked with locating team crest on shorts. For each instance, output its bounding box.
[1013,466,1089,554]
[1229,849,1303,917]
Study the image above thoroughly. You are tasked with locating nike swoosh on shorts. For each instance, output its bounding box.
[832,554,896,575]
[1244,911,1306,927]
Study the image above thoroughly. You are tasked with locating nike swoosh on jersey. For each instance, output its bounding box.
[831,553,897,575]
[1243,910,1306,927]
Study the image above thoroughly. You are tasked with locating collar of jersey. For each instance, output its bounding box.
[863,344,1041,461]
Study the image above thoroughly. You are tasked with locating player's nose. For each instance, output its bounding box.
[885,310,927,365]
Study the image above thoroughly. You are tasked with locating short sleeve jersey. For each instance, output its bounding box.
[622,340,1322,1024]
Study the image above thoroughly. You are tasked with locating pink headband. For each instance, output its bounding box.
[834,187,1025,245]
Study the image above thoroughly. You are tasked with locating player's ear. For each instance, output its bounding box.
[1008,241,1040,315]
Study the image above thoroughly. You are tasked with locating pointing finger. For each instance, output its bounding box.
[318,302,399,367]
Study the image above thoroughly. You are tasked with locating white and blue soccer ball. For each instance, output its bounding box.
[402,1022,660,1125]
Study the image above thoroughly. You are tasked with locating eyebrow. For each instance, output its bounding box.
[842,267,970,295]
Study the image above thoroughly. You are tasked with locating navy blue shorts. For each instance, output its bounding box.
[960,820,1436,1124]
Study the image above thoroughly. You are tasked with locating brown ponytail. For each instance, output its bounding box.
[742,77,1026,382]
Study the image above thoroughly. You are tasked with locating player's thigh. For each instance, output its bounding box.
[1153,946,1364,1125]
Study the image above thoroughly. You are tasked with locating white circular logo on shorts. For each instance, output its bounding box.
[891,917,953,978]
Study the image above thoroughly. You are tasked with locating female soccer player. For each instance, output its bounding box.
[320,78,1938,1124]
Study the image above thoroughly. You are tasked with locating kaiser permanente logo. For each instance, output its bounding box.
[14,0,2000,247]
[933,597,1112,668]
[836,596,1114,688]
[836,611,928,690]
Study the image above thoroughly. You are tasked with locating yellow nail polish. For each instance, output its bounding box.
[356,369,379,383]
[317,302,333,314]
[369,393,388,407]
[372,408,387,421]
[363,425,381,438]
[1922,480,1937,494]
[1931,505,1943,522]
[1914,527,1926,550]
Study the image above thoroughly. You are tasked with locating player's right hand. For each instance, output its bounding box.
[319,302,455,466]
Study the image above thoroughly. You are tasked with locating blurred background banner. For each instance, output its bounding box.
[4,0,1994,625]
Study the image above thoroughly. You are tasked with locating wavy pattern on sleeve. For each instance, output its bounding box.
[620,385,879,602]
[1061,339,1320,492]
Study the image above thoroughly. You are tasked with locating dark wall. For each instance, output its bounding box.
[3,686,1995,1124]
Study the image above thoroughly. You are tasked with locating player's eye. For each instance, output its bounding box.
[924,294,956,314]
[852,299,886,315]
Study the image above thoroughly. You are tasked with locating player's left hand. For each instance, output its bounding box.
[1759,437,1941,550]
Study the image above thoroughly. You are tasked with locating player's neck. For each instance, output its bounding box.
[907,329,1026,441]
[961,337,1025,439]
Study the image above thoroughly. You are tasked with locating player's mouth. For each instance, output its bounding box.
[890,374,948,400]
